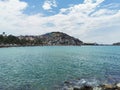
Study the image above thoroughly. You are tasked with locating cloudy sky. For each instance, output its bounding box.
[0,0,120,44]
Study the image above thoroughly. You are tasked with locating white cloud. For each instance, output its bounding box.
[84,0,104,4]
[42,0,57,10]
[91,9,118,17]
[0,0,120,43]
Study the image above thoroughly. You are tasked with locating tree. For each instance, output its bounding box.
[0,35,4,44]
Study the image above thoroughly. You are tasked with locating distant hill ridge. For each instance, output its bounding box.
[113,42,120,45]
[0,32,83,46]
[39,32,83,45]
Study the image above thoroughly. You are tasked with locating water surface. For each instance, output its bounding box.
[0,46,120,90]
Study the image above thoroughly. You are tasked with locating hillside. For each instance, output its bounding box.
[39,32,83,45]
[0,32,83,46]
[113,42,120,45]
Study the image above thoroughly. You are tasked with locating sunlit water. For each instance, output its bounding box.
[0,46,120,90]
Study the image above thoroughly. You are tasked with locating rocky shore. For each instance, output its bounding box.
[62,83,120,90]
[58,79,120,90]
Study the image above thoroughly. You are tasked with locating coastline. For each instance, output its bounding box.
[0,32,119,48]
[0,44,119,48]
[59,78,120,90]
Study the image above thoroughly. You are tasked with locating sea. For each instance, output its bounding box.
[0,46,120,90]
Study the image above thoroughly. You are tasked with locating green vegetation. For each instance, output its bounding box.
[0,35,42,46]
[0,32,83,47]
[0,35,20,44]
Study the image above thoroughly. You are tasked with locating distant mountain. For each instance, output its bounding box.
[0,32,83,46]
[39,32,83,45]
[83,42,98,45]
[113,42,120,45]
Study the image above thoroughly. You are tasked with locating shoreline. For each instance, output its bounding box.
[59,78,120,90]
[0,45,119,48]
[61,83,120,90]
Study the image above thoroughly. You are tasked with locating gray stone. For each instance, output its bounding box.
[102,84,114,90]
[73,86,80,90]
[116,83,120,89]
[93,87,102,90]
[67,87,74,90]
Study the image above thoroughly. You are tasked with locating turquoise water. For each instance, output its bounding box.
[0,46,120,90]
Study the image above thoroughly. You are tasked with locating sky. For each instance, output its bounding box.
[0,0,120,44]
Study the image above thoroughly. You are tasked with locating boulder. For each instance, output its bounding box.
[93,87,102,90]
[102,84,114,90]
[67,87,74,90]
[116,83,120,89]
[73,85,93,90]
[73,86,81,90]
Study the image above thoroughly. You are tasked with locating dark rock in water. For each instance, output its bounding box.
[73,85,93,90]
[64,81,71,84]
[79,86,93,90]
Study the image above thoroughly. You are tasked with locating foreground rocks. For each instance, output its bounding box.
[60,79,120,90]
[64,83,120,90]
[116,83,120,89]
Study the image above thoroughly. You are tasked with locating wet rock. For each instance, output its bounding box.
[80,86,93,90]
[67,87,74,90]
[102,84,114,90]
[116,83,120,89]
[64,81,71,84]
[73,85,93,90]
[73,86,81,90]
[93,87,102,90]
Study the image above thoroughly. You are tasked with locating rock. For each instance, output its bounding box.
[64,81,71,84]
[80,86,93,90]
[73,86,81,90]
[93,87,102,90]
[73,85,93,90]
[116,83,120,89]
[67,87,74,90]
[102,84,114,90]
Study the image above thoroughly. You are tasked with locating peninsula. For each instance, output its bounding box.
[0,32,119,48]
[0,32,83,47]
